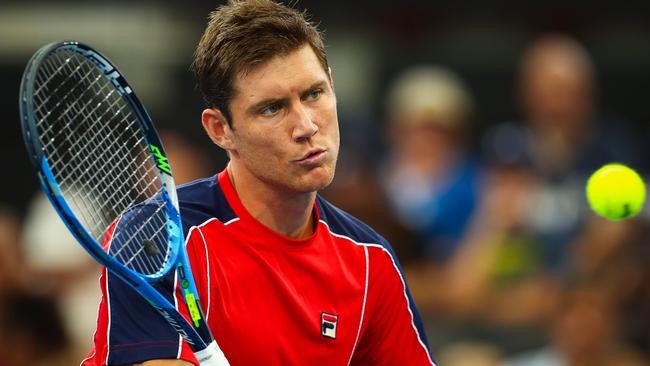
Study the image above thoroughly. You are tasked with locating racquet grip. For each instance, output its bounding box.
[194,340,231,366]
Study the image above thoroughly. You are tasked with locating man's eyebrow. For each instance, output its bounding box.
[302,80,328,95]
[247,97,287,116]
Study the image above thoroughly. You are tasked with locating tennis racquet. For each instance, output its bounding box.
[19,41,229,366]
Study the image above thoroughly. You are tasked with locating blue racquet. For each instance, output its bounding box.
[19,41,229,366]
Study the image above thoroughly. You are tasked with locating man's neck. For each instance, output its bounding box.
[227,164,316,239]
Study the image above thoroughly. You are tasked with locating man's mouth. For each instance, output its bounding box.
[295,148,326,166]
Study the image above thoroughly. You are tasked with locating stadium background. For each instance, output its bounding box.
[0,1,649,365]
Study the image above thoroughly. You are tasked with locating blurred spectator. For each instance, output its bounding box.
[449,33,644,297]
[0,290,75,366]
[5,129,215,363]
[508,33,643,272]
[381,65,481,263]
[434,150,555,323]
[0,206,24,293]
[0,204,78,365]
[159,129,215,185]
[21,192,101,355]
[504,285,649,366]
[438,341,503,366]
[571,215,650,360]
[409,141,559,353]
[407,34,648,359]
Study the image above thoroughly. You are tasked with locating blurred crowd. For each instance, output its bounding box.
[0,132,213,365]
[1,33,649,366]
[326,33,650,366]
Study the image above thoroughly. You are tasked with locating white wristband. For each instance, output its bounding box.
[194,340,230,366]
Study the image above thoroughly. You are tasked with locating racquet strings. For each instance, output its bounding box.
[32,49,171,276]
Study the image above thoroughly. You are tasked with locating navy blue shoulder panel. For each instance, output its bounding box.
[316,195,387,246]
[105,176,237,364]
[176,175,237,236]
[316,195,432,353]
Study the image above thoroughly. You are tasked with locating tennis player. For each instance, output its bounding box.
[83,1,435,365]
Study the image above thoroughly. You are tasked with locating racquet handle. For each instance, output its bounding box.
[195,340,231,366]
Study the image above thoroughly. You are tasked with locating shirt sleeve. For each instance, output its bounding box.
[349,245,436,366]
[81,220,198,366]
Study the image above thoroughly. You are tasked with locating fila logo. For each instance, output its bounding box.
[321,312,338,339]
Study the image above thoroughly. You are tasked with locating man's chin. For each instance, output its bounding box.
[298,166,335,193]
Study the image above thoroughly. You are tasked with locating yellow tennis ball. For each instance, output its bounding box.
[586,163,646,220]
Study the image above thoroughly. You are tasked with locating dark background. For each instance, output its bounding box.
[2,2,650,364]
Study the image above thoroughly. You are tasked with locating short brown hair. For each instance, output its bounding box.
[192,0,328,126]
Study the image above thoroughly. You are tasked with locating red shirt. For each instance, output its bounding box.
[83,171,435,365]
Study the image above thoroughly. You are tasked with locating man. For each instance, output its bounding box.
[83,1,434,365]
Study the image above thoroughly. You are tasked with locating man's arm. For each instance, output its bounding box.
[81,266,199,365]
[82,224,208,366]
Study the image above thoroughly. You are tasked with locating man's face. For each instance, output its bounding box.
[226,44,340,194]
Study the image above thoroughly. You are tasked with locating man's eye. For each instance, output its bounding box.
[305,89,322,101]
[260,103,281,116]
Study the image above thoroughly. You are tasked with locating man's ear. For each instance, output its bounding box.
[201,108,235,151]
[328,67,335,92]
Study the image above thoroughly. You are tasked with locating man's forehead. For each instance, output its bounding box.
[231,45,328,98]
